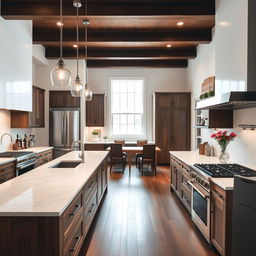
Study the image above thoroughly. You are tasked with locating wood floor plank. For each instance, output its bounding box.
[79,165,217,256]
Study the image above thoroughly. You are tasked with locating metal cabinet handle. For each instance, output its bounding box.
[88,203,95,213]
[69,204,80,217]
[69,236,81,253]
[188,181,209,199]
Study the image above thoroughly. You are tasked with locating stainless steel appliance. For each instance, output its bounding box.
[231,176,256,256]
[0,151,37,176]
[189,167,211,242]
[190,163,256,243]
[49,108,80,158]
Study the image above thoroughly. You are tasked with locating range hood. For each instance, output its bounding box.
[196,91,256,110]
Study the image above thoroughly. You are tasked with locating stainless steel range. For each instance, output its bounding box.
[0,151,37,176]
[189,163,256,243]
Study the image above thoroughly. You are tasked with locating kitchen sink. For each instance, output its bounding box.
[49,161,81,168]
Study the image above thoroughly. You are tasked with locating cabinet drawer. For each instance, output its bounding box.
[0,162,15,175]
[84,186,97,232]
[63,193,83,233]
[181,189,191,211]
[0,171,15,184]
[64,213,84,256]
[182,176,191,192]
[83,173,97,204]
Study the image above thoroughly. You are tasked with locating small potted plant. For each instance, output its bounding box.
[211,130,237,163]
[92,130,100,142]
[103,136,108,142]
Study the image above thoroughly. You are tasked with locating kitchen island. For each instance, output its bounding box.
[0,150,109,256]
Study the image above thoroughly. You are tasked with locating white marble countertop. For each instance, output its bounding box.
[0,158,15,165]
[11,147,53,154]
[0,151,108,217]
[169,151,251,191]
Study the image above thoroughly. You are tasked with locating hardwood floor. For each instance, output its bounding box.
[79,165,217,256]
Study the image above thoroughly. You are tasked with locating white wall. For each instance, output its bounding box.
[0,18,32,111]
[34,61,188,144]
[187,0,256,168]
[215,0,248,94]
[0,18,34,151]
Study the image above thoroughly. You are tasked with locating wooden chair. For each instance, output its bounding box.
[114,140,125,146]
[110,143,127,173]
[135,140,148,168]
[138,144,156,176]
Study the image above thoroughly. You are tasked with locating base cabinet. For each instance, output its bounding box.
[35,149,53,168]
[210,182,233,256]
[0,155,109,256]
[170,154,192,213]
[0,161,16,184]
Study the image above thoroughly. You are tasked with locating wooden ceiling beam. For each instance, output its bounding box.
[45,47,197,59]
[86,59,188,68]
[1,1,215,19]
[34,29,212,44]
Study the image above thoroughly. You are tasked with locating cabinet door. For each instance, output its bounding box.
[211,191,226,255]
[49,91,80,108]
[29,87,37,127]
[176,169,183,197]
[86,94,104,127]
[171,165,177,190]
[36,89,45,127]
[171,108,190,151]
[155,108,171,164]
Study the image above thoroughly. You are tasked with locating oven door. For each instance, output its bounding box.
[189,181,210,243]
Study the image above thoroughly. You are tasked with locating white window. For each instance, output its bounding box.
[110,78,145,137]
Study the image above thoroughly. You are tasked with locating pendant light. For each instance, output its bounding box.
[50,0,71,87]
[70,0,83,97]
[83,0,93,101]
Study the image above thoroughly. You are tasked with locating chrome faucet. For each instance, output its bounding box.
[0,133,13,144]
[71,140,85,163]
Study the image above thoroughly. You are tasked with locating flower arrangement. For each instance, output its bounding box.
[211,130,237,163]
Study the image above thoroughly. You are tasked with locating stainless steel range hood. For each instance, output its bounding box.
[196,91,256,110]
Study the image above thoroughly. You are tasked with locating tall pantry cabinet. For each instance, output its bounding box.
[153,93,191,164]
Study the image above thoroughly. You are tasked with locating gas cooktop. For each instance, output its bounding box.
[194,164,256,178]
[0,151,34,158]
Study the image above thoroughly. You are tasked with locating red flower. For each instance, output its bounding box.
[230,132,237,137]
[211,134,216,138]
[217,137,222,141]
[223,130,227,135]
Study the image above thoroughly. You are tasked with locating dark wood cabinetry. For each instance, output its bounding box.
[0,161,16,184]
[210,182,233,256]
[170,154,192,213]
[154,93,191,164]
[207,109,233,128]
[0,155,108,256]
[86,94,105,127]
[84,143,108,151]
[35,149,53,168]
[49,91,80,108]
[11,86,45,128]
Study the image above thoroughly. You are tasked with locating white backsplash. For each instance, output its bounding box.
[202,107,256,169]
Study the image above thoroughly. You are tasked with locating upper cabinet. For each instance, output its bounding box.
[0,18,32,111]
[11,86,45,128]
[86,94,105,127]
[49,91,80,109]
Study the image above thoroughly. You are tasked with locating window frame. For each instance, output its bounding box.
[108,77,147,140]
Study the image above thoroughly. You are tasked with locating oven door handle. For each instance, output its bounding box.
[188,181,209,199]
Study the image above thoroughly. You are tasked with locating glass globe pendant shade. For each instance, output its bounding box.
[84,84,93,101]
[50,59,72,87]
[71,75,83,97]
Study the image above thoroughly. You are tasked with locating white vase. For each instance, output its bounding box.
[92,135,99,142]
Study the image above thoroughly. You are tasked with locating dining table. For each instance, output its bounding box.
[107,146,161,176]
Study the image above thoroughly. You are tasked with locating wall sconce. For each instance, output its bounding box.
[238,124,256,130]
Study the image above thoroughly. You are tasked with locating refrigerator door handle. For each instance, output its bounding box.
[63,112,68,145]
[61,113,64,145]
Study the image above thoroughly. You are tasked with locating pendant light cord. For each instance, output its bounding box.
[60,0,63,59]
[85,0,88,85]
[76,3,79,75]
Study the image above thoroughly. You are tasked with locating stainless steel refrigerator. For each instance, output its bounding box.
[49,108,80,159]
